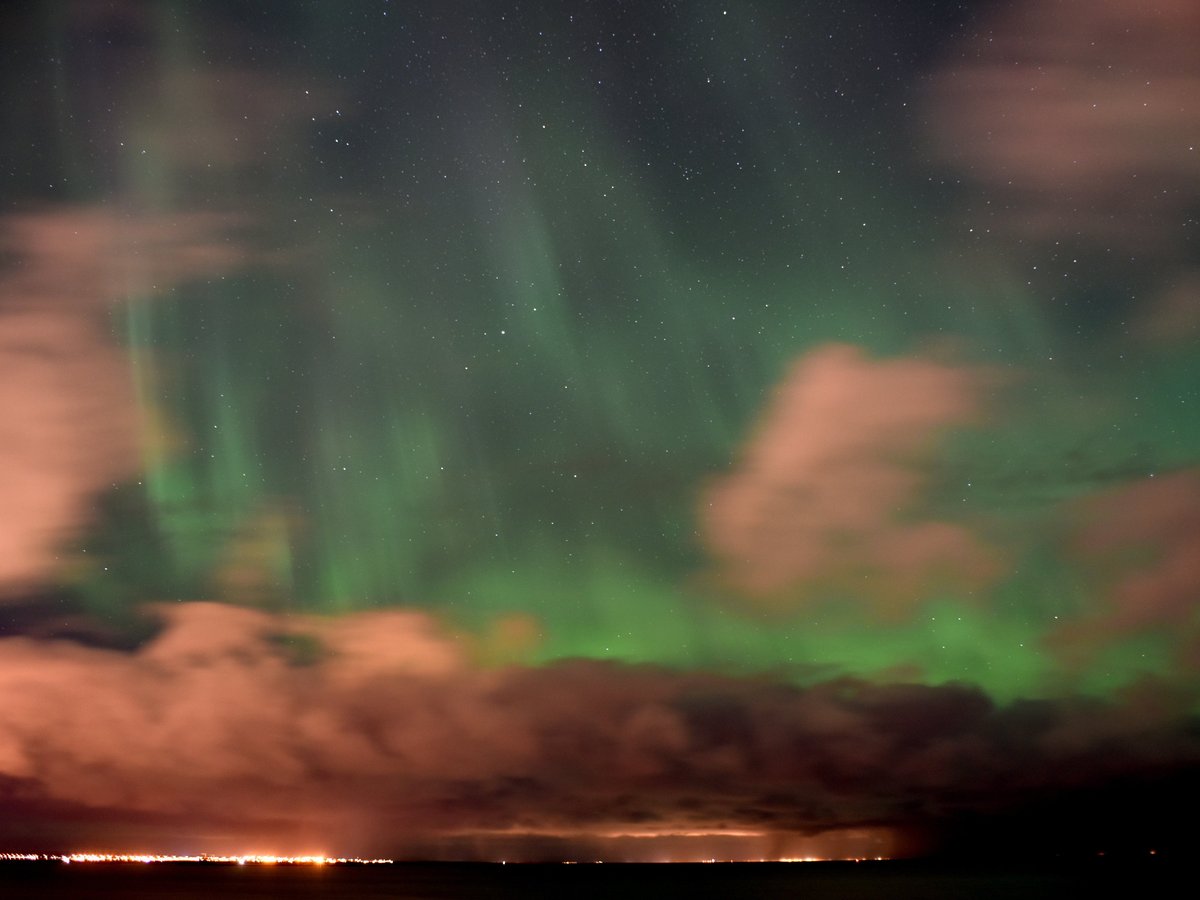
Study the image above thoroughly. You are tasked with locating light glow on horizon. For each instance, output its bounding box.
[0,852,393,865]
[0,850,894,865]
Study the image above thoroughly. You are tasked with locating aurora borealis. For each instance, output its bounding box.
[1,0,1198,861]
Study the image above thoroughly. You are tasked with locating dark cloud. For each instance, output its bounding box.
[1,602,1195,858]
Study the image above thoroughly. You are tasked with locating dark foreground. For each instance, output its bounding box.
[0,858,1176,899]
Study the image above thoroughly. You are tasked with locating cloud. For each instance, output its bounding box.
[1048,469,1200,666]
[1139,272,1200,344]
[1074,470,1200,627]
[127,66,337,175]
[0,207,249,596]
[1,601,1195,857]
[924,0,1200,250]
[0,207,248,311]
[0,309,137,591]
[699,343,997,616]
[53,0,338,181]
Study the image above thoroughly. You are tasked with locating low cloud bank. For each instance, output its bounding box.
[1,602,1195,857]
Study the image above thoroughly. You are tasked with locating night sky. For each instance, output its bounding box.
[1,0,1198,862]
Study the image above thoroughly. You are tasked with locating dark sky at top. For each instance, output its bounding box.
[0,0,1197,861]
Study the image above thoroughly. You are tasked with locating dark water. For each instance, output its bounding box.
[0,860,1175,899]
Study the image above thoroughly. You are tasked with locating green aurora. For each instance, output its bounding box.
[4,0,1198,704]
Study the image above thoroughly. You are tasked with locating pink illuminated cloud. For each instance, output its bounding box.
[1049,469,1200,666]
[700,343,998,615]
[0,208,250,595]
[925,0,1200,249]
